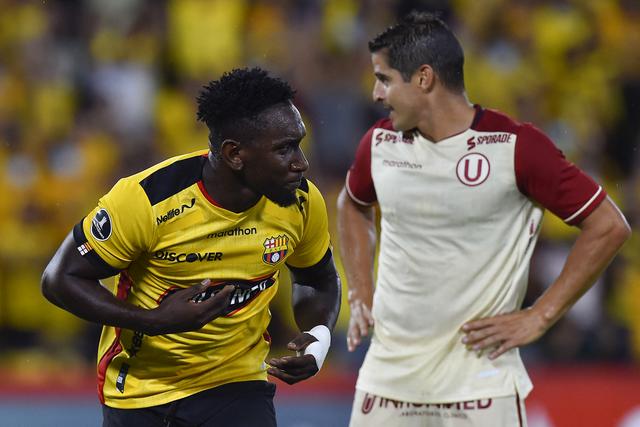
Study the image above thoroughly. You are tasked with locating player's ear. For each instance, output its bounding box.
[416,64,435,91]
[220,139,243,171]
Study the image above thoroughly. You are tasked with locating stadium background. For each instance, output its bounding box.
[0,0,639,425]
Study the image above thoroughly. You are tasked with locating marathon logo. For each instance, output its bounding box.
[154,251,223,263]
[156,198,196,225]
[382,159,423,169]
[207,226,257,239]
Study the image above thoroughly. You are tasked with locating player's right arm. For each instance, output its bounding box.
[337,188,376,352]
[41,235,233,336]
[337,121,385,351]
[41,176,233,336]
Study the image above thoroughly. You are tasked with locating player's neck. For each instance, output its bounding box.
[201,160,261,213]
[416,92,475,142]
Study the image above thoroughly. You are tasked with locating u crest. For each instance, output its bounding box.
[456,153,490,186]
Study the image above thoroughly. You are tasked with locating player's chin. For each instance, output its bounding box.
[388,111,411,131]
[390,117,410,132]
[266,188,298,208]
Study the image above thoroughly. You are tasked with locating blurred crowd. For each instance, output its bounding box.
[0,0,639,377]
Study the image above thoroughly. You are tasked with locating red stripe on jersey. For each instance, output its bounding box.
[97,272,133,404]
[197,180,223,208]
[346,118,392,204]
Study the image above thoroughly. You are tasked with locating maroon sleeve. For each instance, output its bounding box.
[515,124,606,225]
[345,120,388,205]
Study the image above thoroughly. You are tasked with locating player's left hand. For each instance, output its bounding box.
[461,307,548,360]
[267,332,319,385]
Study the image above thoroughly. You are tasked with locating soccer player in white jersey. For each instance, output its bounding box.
[337,11,630,427]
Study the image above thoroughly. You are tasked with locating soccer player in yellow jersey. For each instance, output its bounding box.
[41,68,341,427]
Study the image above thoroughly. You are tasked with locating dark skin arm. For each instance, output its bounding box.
[41,231,234,336]
[462,197,631,359]
[267,250,341,384]
[336,187,377,352]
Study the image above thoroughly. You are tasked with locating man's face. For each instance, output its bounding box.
[240,102,309,207]
[371,51,422,131]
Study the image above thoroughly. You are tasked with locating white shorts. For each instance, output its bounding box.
[349,389,527,427]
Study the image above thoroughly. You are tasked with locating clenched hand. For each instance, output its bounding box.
[268,332,319,384]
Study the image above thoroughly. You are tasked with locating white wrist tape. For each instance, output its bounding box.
[303,325,331,371]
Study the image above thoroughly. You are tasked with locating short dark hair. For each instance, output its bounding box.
[369,11,465,91]
[196,67,296,150]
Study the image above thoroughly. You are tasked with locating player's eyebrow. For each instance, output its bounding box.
[374,72,389,81]
[272,130,307,145]
[271,135,304,148]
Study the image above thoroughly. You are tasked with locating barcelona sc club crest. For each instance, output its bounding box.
[263,235,289,265]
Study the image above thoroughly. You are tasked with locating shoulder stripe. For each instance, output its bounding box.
[73,220,121,276]
[139,156,205,205]
[299,177,309,193]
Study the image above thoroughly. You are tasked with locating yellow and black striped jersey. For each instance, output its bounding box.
[74,150,331,408]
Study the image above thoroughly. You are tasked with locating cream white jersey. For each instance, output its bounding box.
[346,106,605,403]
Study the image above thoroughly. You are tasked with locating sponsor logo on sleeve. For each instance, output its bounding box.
[262,235,289,265]
[91,209,112,241]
